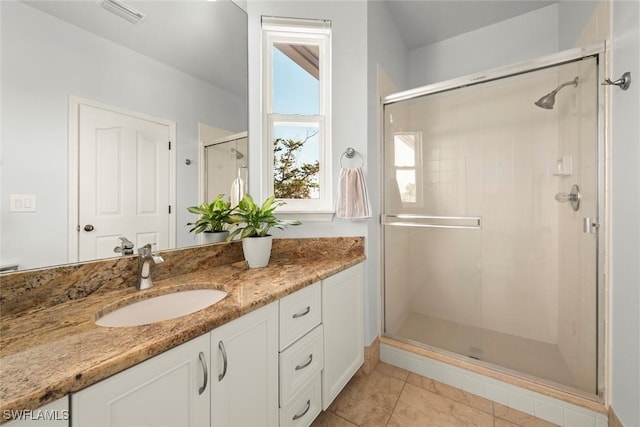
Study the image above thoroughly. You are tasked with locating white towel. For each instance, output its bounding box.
[336,167,371,220]
[230,168,246,207]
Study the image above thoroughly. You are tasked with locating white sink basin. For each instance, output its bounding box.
[96,289,227,327]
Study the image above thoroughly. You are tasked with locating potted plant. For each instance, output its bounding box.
[186,194,235,244]
[228,194,300,268]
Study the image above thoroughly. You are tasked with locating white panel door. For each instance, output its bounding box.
[78,103,173,261]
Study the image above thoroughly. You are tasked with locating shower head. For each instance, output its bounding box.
[230,147,244,159]
[534,76,579,109]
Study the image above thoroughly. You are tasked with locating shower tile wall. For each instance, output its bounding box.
[555,57,598,393]
[385,227,412,333]
[402,71,562,343]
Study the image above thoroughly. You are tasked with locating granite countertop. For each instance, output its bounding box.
[0,237,365,420]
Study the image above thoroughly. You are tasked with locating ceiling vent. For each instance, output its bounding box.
[100,0,147,25]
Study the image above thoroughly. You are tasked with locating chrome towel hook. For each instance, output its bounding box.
[602,72,631,90]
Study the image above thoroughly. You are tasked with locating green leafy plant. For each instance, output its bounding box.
[228,194,301,239]
[186,194,234,234]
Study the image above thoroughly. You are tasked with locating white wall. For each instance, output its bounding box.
[245,1,374,343]
[610,0,640,424]
[367,1,410,341]
[558,1,600,49]
[408,4,559,88]
[0,2,246,270]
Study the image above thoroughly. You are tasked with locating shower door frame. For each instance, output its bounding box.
[380,42,607,401]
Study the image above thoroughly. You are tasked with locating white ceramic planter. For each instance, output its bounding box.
[201,230,229,244]
[242,235,273,268]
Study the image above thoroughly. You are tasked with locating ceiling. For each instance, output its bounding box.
[383,0,557,50]
[20,0,558,93]
[22,0,248,97]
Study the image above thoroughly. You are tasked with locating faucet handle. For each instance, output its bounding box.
[114,236,135,255]
[138,243,156,256]
[119,236,134,249]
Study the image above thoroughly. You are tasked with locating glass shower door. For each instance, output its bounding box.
[382,56,600,395]
[383,89,485,360]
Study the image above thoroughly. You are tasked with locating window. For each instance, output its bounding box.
[393,132,422,205]
[262,17,332,213]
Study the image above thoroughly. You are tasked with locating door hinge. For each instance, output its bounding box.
[168,205,172,214]
[168,141,171,150]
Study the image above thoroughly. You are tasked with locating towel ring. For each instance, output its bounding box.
[340,147,364,168]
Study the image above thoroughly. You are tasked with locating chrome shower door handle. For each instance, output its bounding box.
[555,184,581,211]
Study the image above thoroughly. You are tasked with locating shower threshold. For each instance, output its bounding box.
[393,312,578,391]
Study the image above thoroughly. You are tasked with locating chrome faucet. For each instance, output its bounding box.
[114,236,135,256]
[137,244,164,290]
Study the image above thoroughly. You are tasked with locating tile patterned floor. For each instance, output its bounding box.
[312,363,559,427]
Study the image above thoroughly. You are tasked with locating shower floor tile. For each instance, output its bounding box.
[312,362,559,427]
[394,312,577,389]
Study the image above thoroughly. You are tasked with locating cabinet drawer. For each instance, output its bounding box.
[279,282,321,350]
[279,374,321,427]
[279,324,323,407]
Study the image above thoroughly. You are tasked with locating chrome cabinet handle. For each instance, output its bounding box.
[292,399,311,421]
[295,354,313,371]
[292,306,311,318]
[218,341,227,381]
[198,351,208,395]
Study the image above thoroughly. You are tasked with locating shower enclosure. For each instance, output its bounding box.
[203,132,248,202]
[382,47,603,397]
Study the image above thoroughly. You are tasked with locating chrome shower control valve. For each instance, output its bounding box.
[555,184,581,211]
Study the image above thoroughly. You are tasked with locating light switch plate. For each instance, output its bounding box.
[9,194,37,212]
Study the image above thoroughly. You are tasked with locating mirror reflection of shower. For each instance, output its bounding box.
[230,147,245,159]
[201,131,248,205]
[534,76,579,109]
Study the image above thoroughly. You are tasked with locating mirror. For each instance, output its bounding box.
[1,0,248,271]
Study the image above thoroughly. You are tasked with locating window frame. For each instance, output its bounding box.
[393,131,423,208]
[262,17,333,214]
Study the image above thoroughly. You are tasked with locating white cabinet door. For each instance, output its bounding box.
[321,264,364,409]
[72,334,210,427]
[211,302,279,427]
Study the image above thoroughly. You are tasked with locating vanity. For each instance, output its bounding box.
[0,237,365,426]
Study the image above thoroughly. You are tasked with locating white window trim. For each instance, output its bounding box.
[262,17,333,218]
[394,131,423,208]
[267,114,330,211]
